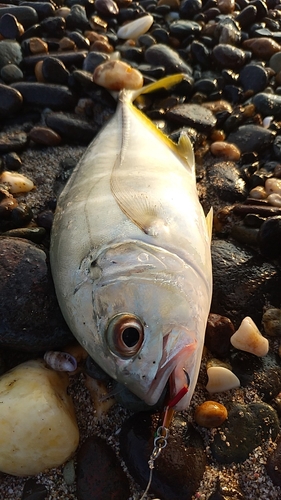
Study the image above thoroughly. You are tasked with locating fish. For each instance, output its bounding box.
[50,74,212,411]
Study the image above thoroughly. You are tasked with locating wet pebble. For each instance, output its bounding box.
[262,308,281,337]
[167,103,216,133]
[258,215,281,258]
[205,313,235,358]
[242,37,281,58]
[253,92,281,119]
[11,82,76,111]
[41,57,70,85]
[76,436,130,500]
[119,412,206,500]
[0,13,23,39]
[210,402,279,464]
[206,161,247,202]
[0,83,23,117]
[194,401,228,428]
[45,112,98,144]
[145,43,193,75]
[28,126,62,146]
[0,5,38,29]
[0,237,73,351]
[211,239,281,325]
[212,44,249,69]
[238,63,268,93]
[227,124,275,153]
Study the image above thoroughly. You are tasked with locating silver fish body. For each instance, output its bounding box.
[50,75,212,410]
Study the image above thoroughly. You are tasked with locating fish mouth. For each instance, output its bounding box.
[144,331,197,411]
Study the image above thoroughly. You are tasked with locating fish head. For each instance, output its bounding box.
[79,241,209,411]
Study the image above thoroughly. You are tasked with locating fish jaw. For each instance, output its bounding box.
[143,328,200,410]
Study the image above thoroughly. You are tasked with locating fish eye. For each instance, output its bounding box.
[106,313,144,358]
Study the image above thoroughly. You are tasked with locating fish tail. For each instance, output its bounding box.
[123,73,185,103]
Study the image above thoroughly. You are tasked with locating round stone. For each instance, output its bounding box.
[194,401,228,428]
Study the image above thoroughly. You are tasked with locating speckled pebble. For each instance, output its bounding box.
[93,60,143,90]
[262,309,281,337]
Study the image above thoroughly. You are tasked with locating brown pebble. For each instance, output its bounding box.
[262,308,281,337]
[90,40,114,53]
[194,401,228,428]
[242,38,281,58]
[210,130,225,142]
[34,60,45,82]
[89,15,108,31]
[28,126,62,146]
[249,186,268,200]
[210,141,240,161]
[93,60,143,90]
[202,100,232,114]
[59,37,76,51]
[205,313,235,357]
[217,0,235,14]
[85,31,108,44]
[29,37,48,55]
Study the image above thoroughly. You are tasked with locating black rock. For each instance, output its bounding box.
[45,112,98,144]
[266,435,281,486]
[238,63,268,93]
[227,124,275,153]
[213,44,249,69]
[2,151,22,170]
[235,5,257,29]
[42,57,70,85]
[179,0,202,18]
[82,51,109,73]
[0,40,22,70]
[23,50,87,69]
[11,82,76,110]
[0,237,73,351]
[66,5,90,31]
[206,161,247,202]
[20,2,55,21]
[211,239,281,325]
[119,412,206,500]
[21,478,47,500]
[145,43,193,76]
[0,84,23,117]
[253,92,281,118]
[169,20,201,40]
[0,13,22,39]
[210,402,279,464]
[40,16,66,37]
[0,131,27,153]
[76,436,130,500]
[0,64,23,84]
[167,103,216,132]
[0,6,38,29]
[258,215,281,258]
[95,0,119,16]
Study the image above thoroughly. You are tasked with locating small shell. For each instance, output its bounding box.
[230,316,269,357]
[117,14,153,39]
[44,351,77,372]
[0,171,34,194]
[194,401,228,428]
[263,116,274,128]
[206,366,240,394]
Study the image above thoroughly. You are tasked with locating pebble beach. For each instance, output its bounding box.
[1,0,281,498]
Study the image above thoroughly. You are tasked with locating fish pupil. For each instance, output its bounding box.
[122,327,140,348]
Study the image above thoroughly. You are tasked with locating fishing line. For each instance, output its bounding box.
[139,384,188,500]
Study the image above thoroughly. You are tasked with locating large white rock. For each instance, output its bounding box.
[230,316,269,357]
[0,360,79,476]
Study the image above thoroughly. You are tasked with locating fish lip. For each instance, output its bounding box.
[144,333,197,409]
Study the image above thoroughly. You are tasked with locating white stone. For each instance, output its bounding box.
[267,193,281,207]
[93,60,143,90]
[117,14,153,39]
[265,177,281,196]
[206,366,240,393]
[0,360,79,476]
[230,316,269,357]
[0,171,34,194]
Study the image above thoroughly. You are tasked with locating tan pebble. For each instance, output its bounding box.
[231,316,269,356]
[29,37,48,54]
[34,60,45,82]
[242,103,256,118]
[267,193,281,207]
[265,177,281,196]
[59,36,76,51]
[202,100,233,114]
[84,375,115,421]
[210,129,225,141]
[262,308,281,337]
[90,39,114,53]
[85,31,107,43]
[0,186,18,213]
[0,171,34,194]
[249,185,268,199]
[206,366,240,393]
[194,401,228,428]
[0,360,79,476]
[158,0,180,8]
[217,0,235,14]
[210,141,240,161]
[242,37,281,58]
[93,60,143,90]
[28,126,62,146]
[54,6,70,17]
[89,15,108,31]
[117,14,153,39]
